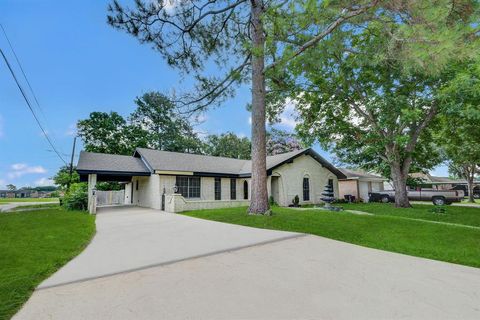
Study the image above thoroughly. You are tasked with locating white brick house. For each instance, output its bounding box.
[77,148,346,213]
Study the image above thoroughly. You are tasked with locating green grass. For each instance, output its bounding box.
[182,205,480,268]
[340,203,480,227]
[0,198,59,203]
[0,209,95,320]
[9,203,60,211]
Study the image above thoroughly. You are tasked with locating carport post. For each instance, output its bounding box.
[88,174,97,214]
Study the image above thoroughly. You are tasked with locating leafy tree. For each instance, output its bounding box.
[107,0,380,214]
[129,92,203,153]
[6,184,16,191]
[204,132,251,159]
[289,6,478,207]
[77,111,144,155]
[437,61,480,202]
[53,166,80,191]
[267,128,303,156]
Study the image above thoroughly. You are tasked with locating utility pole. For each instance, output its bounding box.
[68,136,77,189]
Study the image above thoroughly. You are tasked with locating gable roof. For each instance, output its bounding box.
[339,168,387,181]
[77,151,150,175]
[77,148,345,179]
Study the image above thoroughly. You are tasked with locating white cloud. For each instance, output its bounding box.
[277,98,299,130]
[0,179,6,189]
[34,177,55,187]
[248,116,252,125]
[7,163,47,179]
[65,123,77,136]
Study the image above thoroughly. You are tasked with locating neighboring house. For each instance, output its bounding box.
[77,148,346,213]
[0,189,42,198]
[338,168,388,202]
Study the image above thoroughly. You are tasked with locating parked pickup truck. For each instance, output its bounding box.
[369,189,464,205]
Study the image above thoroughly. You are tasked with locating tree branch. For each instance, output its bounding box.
[265,0,379,72]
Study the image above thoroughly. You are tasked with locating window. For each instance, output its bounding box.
[136,180,139,191]
[230,179,236,200]
[214,178,221,200]
[303,177,310,201]
[243,180,248,200]
[176,176,201,198]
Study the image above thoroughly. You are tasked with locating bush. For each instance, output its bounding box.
[269,195,278,206]
[62,183,88,211]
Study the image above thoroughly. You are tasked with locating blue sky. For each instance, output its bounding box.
[0,0,448,189]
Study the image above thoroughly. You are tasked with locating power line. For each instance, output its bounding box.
[0,47,67,165]
[0,23,67,156]
[0,23,44,116]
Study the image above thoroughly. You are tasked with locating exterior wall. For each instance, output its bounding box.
[165,194,249,213]
[338,180,359,200]
[133,154,341,211]
[132,175,161,209]
[270,154,339,206]
[124,182,133,204]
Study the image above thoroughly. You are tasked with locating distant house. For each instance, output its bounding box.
[338,168,388,202]
[0,189,55,198]
[77,148,346,213]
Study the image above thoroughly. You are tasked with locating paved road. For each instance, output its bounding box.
[0,201,58,212]
[14,207,480,320]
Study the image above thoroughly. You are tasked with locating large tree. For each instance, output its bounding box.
[77,92,202,155]
[129,92,203,153]
[437,61,480,202]
[107,0,379,214]
[286,5,479,207]
[204,132,251,159]
[77,111,143,155]
[266,128,303,156]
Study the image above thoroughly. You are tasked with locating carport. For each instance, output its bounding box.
[77,151,151,213]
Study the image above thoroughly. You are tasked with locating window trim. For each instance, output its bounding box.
[303,177,310,201]
[243,180,248,200]
[230,178,236,200]
[176,176,201,199]
[214,177,221,200]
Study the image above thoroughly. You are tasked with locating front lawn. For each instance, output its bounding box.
[0,198,59,203]
[0,208,95,320]
[182,205,480,268]
[341,203,480,227]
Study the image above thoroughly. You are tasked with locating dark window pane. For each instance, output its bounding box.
[215,178,221,200]
[176,176,189,198]
[189,177,201,198]
[230,179,236,200]
[303,177,310,201]
[243,181,248,200]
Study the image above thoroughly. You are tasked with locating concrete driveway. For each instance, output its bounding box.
[14,206,480,319]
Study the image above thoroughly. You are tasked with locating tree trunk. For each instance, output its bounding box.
[391,162,411,208]
[248,0,269,215]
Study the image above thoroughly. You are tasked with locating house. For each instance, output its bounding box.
[338,168,388,202]
[77,148,346,213]
[0,189,42,198]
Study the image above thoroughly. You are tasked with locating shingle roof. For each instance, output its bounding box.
[136,147,345,178]
[77,151,150,174]
[135,148,248,175]
[339,168,387,181]
[77,148,345,178]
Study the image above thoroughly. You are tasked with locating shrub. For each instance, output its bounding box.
[269,195,278,206]
[292,195,300,207]
[62,183,88,211]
